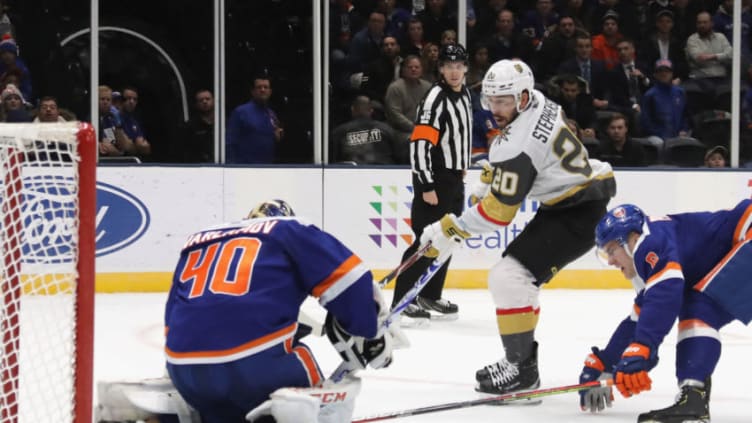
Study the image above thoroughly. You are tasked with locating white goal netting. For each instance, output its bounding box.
[0,122,95,423]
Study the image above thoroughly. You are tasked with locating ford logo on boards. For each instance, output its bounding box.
[95,182,150,256]
[22,175,78,263]
[11,178,148,263]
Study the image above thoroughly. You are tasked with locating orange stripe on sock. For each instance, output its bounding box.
[678,319,710,331]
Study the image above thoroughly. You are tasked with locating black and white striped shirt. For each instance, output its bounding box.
[409,82,472,191]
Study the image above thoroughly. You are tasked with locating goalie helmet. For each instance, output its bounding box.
[248,199,295,219]
[595,204,645,250]
[481,59,534,112]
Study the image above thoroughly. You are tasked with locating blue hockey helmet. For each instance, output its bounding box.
[595,204,645,249]
[248,199,295,219]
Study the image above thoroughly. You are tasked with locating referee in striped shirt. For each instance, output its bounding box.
[393,43,472,324]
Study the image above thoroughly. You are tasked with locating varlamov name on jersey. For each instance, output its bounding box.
[531,98,558,143]
[182,220,279,249]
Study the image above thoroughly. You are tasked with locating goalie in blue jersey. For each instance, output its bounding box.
[164,199,398,423]
[578,199,752,423]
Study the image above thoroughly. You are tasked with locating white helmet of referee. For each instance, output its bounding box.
[481,59,534,113]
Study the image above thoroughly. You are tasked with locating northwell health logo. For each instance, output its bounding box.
[368,185,414,247]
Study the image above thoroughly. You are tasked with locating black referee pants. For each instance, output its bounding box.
[392,168,465,307]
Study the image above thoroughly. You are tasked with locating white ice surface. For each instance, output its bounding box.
[95,289,752,422]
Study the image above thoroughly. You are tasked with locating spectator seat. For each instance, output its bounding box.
[663,136,706,167]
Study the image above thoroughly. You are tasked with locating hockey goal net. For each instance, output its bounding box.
[0,122,96,422]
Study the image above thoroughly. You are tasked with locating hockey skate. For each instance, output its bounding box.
[638,379,710,423]
[474,342,541,405]
[398,303,430,328]
[416,296,458,321]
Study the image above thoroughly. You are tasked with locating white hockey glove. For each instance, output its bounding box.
[469,160,494,206]
[419,214,472,261]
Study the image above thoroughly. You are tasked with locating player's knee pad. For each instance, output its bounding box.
[487,255,539,309]
[245,375,361,423]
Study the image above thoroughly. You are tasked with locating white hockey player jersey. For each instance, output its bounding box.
[461,89,615,234]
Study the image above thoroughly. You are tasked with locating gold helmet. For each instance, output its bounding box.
[247,199,295,219]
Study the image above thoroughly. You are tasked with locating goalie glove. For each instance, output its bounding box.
[324,313,394,370]
[468,160,494,206]
[419,214,471,260]
[579,347,614,413]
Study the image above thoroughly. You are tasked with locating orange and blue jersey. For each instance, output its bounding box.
[628,199,752,349]
[593,199,752,373]
[164,216,379,365]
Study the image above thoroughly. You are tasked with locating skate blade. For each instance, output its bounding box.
[485,398,542,406]
[398,316,430,329]
[427,311,458,321]
[474,387,542,406]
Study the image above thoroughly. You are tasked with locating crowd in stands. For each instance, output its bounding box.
[0,0,750,168]
[325,0,751,168]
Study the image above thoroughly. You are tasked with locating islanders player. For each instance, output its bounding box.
[578,200,752,423]
[418,59,616,397]
[165,199,396,423]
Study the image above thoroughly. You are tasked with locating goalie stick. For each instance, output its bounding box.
[351,379,615,422]
[329,246,448,382]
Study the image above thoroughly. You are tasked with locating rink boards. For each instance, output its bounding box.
[91,166,751,292]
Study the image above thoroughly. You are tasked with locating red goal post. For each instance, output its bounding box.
[0,122,95,422]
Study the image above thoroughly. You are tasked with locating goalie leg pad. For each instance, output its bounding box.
[96,378,200,423]
[245,376,362,423]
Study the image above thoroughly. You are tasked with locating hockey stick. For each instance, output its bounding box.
[297,244,432,339]
[351,379,615,422]
[377,243,433,287]
[329,248,449,382]
[384,251,447,321]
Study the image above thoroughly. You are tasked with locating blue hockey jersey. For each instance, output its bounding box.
[164,216,379,365]
[627,199,752,350]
